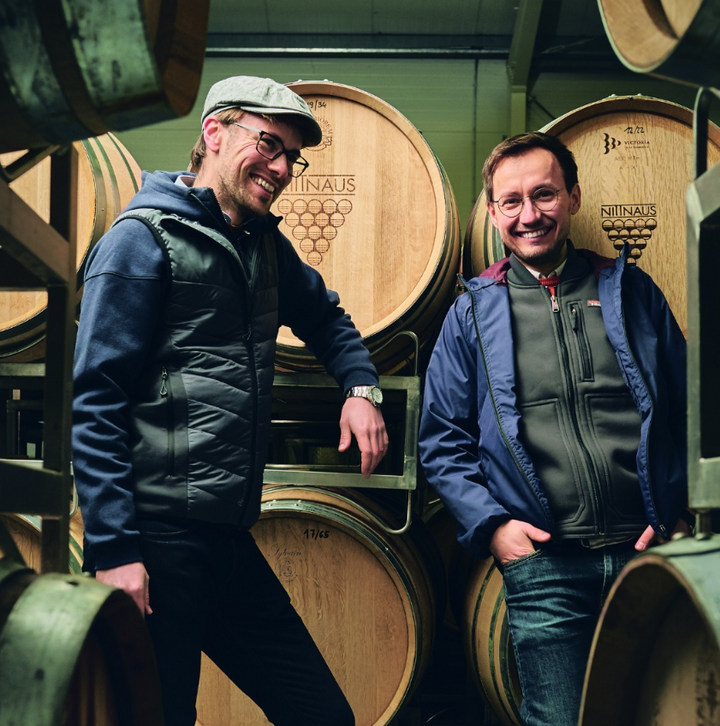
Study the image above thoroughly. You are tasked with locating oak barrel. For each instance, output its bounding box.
[0,133,141,361]
[274,81,461,375]
[598,0,720,88]
[422,502,522,725]
[422,501,463,631]
[0,558,162,726]
[463,95,720,336]
[0,510,85,574]
[195,486,441,726]
[457,554,522,726]
[0,0,209,152]
[0,510,162,726]
[580,535,720,725]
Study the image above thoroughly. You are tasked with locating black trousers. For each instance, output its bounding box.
[138,517,354,726]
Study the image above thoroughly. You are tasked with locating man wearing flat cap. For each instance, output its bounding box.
[73,75,387,725]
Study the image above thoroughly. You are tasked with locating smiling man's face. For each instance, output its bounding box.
[488,147,581,275]
[214,113,303,224]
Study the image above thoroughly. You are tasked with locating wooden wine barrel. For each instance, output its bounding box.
[422,500,466,632]
[0,133,141,361]
[580,535,720,725]
[421,501,522,725]
[462,95,720,336]
[0,557,162,726]
[273,81,461,375]
[598,0,720,88]
[0,510,85,574]
[196,486,441,726]
[458,555,522,726]
[0,0,209,152]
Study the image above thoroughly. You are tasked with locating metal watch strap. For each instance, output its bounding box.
[345,385,383,407]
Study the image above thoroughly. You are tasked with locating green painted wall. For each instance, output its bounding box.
[115,56,708,238]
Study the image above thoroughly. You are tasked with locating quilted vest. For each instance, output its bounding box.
[117,209,279,528]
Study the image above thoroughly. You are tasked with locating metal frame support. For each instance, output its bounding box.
[264,373,419,492]
[687,87,720,508]
[264,372,421,534]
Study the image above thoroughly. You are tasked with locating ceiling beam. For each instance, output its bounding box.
[507,0,544,134]
[507,0,544,86]
[205,32,511,57]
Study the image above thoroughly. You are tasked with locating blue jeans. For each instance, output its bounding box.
[137,517,354,726]
[500,540,637,726]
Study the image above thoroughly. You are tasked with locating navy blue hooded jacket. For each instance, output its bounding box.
[73,170,378,570]
[419,246,687,558]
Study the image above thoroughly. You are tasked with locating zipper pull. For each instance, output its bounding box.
[160,367,168,397]
[571,305,579,331]
[539,275,561,313]
[549,290,559,313]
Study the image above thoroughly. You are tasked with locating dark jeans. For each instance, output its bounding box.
[138,517,354,726]
[501,540,638,726]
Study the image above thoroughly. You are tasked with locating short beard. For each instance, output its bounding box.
[216,175,262,223]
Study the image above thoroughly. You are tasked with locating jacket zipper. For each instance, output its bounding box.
[467,283,553,527]
[570,304,593,380]
[553,295,605,534]
[239,240,257,507]
[539,276,560,313]
[160,366,175,475]
[180,197,260,508]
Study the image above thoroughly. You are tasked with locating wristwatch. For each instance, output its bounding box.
[345,385,383,408]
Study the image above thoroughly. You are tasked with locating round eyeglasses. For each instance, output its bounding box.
[230,122,310,177]
[492,187,561,218]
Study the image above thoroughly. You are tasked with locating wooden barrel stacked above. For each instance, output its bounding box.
[598,0,720,88]
[0,133,141,361]
[0,0,209,152]
[196,486,443,726]
[462,95,720,336]
[274,81,461,375]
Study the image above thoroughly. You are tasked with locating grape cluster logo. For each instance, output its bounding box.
[600,204,657,263]
[277,197,354,266]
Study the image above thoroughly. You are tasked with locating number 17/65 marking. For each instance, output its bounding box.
[304,528,330,540]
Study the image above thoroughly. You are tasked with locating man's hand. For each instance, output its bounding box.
[490,519,552,566]
[96,561,152,615]
[635,518,692,551]
[338,397,389,478]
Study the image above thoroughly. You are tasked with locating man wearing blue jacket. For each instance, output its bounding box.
[73,76,388,726]
[419,132,689,726]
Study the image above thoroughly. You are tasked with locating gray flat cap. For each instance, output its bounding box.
[201,76,322,147]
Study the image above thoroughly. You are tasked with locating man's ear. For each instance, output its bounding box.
[570,183,582,215]
[203,117,223,153]
[487,200,500,229]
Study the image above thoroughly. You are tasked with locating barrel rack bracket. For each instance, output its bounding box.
[264,372,421,534]
[687,86,720,510]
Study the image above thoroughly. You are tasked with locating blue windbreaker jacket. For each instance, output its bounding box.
[419,246,687,558]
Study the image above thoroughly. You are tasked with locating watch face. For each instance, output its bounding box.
[370,387,383,405]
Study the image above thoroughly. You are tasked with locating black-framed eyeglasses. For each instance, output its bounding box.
[492,187,561,218]
[230,122,309,177]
